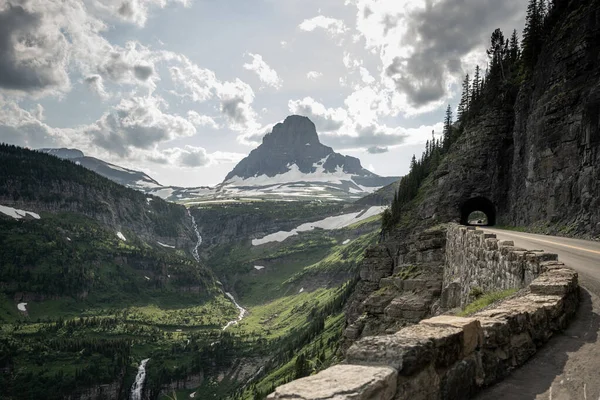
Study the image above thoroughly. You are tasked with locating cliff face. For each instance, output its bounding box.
[420,0,600,236]
[507,0,600,235]
[345,0,600,343]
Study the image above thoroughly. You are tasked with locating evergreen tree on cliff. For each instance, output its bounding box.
[458,74,471,125]
[523,0,543,71]
[443,105,453,150]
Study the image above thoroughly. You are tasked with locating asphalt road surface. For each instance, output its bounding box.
[474,228,600,400]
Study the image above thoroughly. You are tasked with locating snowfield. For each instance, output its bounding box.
[117,232,127,241]
[224,160,360,186]
[0,205,40,220]
[17,303,27,312]
[157,241,176,249]
[252,206,386,246]
[254,265,265,271]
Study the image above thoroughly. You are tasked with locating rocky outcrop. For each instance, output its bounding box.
[416,0,600,238]
[344,227,446,345]
[269,264,579,399]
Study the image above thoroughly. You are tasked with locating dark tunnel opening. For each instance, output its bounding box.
[460,197,496,226]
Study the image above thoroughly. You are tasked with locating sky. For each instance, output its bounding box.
[0,0,526,187]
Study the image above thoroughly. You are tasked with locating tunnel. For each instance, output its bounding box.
[459,197,496,226]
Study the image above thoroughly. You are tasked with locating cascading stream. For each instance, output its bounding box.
[130,358,150,400]
[187,209,246,330]
[187,210,202,263]
[222,292,247,330]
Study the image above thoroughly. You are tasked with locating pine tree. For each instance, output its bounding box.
[487,29,506,82]
[443,105,453,150]
[458,74,471,124]
[509,30,520,65]
[522,0,541,70]
[471,66,481,102]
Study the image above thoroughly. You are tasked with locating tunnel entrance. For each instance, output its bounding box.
[460,197,496,226]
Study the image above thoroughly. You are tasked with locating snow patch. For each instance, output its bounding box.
[254,265,265,271]
[252,206,386,246]
[17,302,27,312]
[117,231,126,241]
[190,392,196,398]
[0,205,40,220]
[66,237,71,241]
[157,241,175,249]
[144,276,150,281]
[343,239,351,245]
[146,197,153,204]
[299,288,304,293]
[224,161,358,186]
[152,188,175,199]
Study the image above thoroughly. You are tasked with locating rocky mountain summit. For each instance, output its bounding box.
[225,115,379,183]
[219,115,399,201]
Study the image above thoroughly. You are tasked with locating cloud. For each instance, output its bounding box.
[0,3,70,96]
[84,75,109,99]
[187,111,220,129]
[169,54,260,133]
[243,53,282,89]
[90,0,191,27]
[153,146,245,168]
[133,64,154,81]
[299,16,348,37]
[216,79,257,130]
[85,95,196,157]
[367,146,389,154]
[288,97,347,132]
[350,0,525,108]
[306,71,323,80]
[0,98,68,148]
[321,123,409,150]
[163,145,210,167]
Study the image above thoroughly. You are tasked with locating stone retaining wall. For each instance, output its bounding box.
[443,225,557,308]
[267,232,579,400]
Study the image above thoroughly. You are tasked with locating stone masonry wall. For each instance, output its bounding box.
[442,224,557,309]
[268,231,579,400]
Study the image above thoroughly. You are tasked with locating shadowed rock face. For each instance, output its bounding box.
[418,0,600,237]
[223,115,389,184]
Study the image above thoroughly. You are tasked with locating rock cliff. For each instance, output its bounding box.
[345,0,600,344]
[418,0,600,237]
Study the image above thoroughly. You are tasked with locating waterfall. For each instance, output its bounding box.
[222,292,247,330]
[187,210,202,262]
[130,358,150,400]
[186,209,246,330]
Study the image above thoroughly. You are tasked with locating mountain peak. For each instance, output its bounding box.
[262,115,320,148]
[221,115,399,195]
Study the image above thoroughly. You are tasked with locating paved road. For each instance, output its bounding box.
[475,228,600,400]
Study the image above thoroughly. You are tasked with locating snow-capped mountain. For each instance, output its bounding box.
[39,148,161,190]
[38,116,399,203]
[216,115,399,201]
